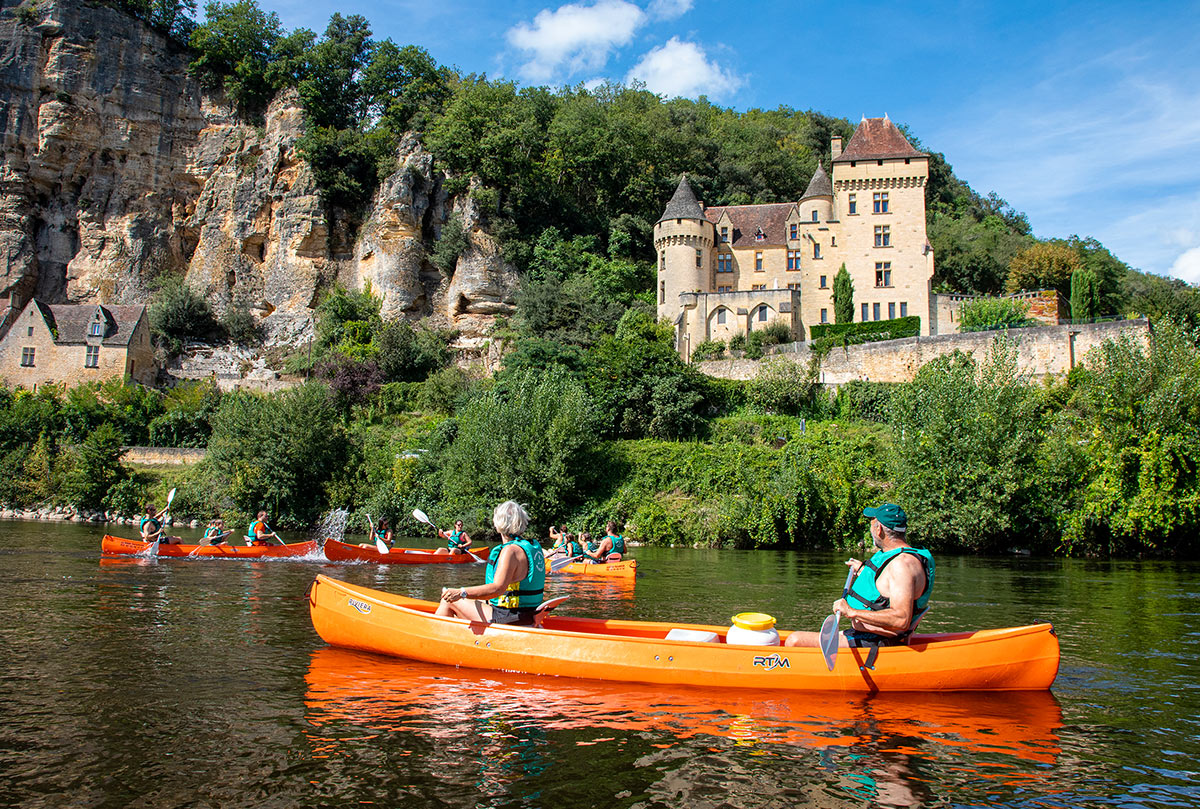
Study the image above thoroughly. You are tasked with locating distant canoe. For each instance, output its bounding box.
[308,575,1060,692]
[101,534,318,558]
[547,559,637,578]
[323,538,483,565]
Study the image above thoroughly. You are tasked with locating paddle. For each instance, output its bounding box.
[189,529,232,557]
[819,566,857,671]
[143,487,176,557]
[413,508,462,555]
[547,553,576,573]
[366,512,389,554]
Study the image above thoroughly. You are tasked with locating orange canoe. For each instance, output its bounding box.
[547,558,638,578]
[308,575,1060,692]
[323,538,484,564]
[101,534,319,558]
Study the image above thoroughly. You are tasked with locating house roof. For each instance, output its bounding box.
[704,203,796,248]
[800,162,832,199]
[657,174,706,223]
[35,302,146,346]
[833,116,925,163]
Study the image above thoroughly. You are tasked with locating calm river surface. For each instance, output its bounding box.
[2,520,1199,808]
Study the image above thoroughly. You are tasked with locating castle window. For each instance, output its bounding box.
[752,284,766,291]
[21,348,35,367]
[821,308,828,324]
[811,210,819,222]
[787,283,802,290]
[819,275,828,289]
[758,305,769,322]
[889,302,896,319]
[831,236,836,246]
[721,226,729,242]
[873,192,889,214]
[27,326,33,337]
[873,302,881,321]
[717,308,727,324]
[875,262,892,287]
[848,194,857,215]
[813,243,821,260]
[717,254,732,272]
[877,160,884,166]
[861,303,868,322]
[660,281,665,304]
[754,228,765,242]
[659,252,665,272]
[900,302,908,317]
[790,224,797,240]
[850,161,857,168]
[90,322,104,337]
[874,225,890,247]
[905,158,911,164]
[85,345,100,368]
[755,252,763,271]
[787,250,800,271]
[696,248,702,268]
[717,285,732,293]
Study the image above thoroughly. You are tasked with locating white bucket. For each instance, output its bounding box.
[665,628,720,643]
[727,612,781,646]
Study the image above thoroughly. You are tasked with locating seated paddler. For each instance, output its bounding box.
[436,500,546,626]
[785,502,934,649]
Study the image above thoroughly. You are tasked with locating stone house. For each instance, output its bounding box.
[655,115,936,358]
[0,297,155,388]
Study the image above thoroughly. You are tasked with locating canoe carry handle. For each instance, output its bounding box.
[307,579,319,607]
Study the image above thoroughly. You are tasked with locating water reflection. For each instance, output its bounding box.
[304,647,1063,806]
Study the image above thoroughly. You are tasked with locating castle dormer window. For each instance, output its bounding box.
[721,226,729,242]
[754,228,765,242]
[90,322,104,337]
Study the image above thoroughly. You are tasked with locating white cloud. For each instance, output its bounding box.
[1170,247,1200,285]
[647,0,693,20]
[506,0,646,83]
[626,38,744,101]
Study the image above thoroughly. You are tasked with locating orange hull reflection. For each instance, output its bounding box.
[304,646,1063,768]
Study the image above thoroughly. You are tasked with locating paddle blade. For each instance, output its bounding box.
[819,612,840,671]
[375,539,390,554]
[166,487,177,507]
[549,554,575,573]
[412,508,431,526]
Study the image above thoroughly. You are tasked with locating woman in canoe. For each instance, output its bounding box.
[548,527,585,562]
[374,518,393,549]
[436,501,545,626]
[435,520,471,555]
[202,518,228,545]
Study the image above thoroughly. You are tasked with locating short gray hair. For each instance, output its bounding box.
[493,500,529,537]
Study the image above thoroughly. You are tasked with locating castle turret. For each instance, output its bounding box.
[798,161,833,224]
[654,175,713,350]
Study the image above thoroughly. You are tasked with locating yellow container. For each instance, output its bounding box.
[731,612,777,631]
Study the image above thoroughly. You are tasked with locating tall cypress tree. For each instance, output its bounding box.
[1070,267,1100,322]
[833,263,854,323]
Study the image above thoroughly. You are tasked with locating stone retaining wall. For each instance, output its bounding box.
[121,446,206,466]
[697,318,1150,383]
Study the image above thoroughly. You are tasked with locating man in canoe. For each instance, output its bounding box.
[784,503,934,649]
[435,519,472,555]
[583,522,626,563]
[245,511,282,546]
[436,501,546,626]
[140,503,181,545]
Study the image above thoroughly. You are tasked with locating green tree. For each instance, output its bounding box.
[61,422,128,510]
[1007,241,1083,295]
[833,263,854,324]
[149,275,220,352]
[1070,267,1101,322]
[360,41,452,134]
[957,296,1036,332]
[188,0,284,118]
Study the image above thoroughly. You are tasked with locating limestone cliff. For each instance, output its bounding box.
[0,0,516,345]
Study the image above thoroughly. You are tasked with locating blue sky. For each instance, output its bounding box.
[255,0,1200,283]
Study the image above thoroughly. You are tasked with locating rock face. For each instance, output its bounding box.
[0,0,516,344]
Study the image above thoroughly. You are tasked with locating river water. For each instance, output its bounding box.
[2,520,1198,808]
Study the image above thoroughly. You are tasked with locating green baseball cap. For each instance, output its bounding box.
[863,503,907,531]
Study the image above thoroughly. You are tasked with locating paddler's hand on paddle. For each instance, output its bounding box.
[832,598,854,619]
[441,586,469,603]
[845,557,864,574]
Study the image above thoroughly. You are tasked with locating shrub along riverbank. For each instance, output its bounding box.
[2,320,1198,558]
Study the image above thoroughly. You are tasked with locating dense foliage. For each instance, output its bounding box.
[957,297,1036,332]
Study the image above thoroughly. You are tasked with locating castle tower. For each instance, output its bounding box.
[654,175,713,354]
[796,162,835,331]
[830,116,933,335]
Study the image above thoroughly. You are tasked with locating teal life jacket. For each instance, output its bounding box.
[374,527,390,546]
[845,546,935,633]
[608,535,626,555]
[203,526,220,539]
[564,539,584,559]
[447,530,465,551]
[246,519,269,542]
[140,516,160,537]
[485,536,546,609]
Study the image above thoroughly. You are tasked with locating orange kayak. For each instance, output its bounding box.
[308,575,1060,692]
[547,558,638,578]
[323,538,484,564]
[101,534,319,558]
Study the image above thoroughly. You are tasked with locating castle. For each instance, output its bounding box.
[654,116,936,358]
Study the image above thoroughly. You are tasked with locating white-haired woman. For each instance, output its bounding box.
[435,501,547,626]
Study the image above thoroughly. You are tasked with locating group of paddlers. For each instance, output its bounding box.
[139,504,282,547]
[545,522,627,563]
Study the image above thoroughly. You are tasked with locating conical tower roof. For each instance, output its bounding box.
[657,174,705,223]
[800,161,832,200]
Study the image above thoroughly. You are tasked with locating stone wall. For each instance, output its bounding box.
[696,318,1150,383]
[121,446,205,465]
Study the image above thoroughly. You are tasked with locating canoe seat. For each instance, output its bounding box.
[606,553,622,562]
[665,628,720,643]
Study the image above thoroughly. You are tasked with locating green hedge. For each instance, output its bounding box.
[809,315,921,343]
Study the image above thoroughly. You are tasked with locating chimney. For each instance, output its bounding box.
[831,136,843,160]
